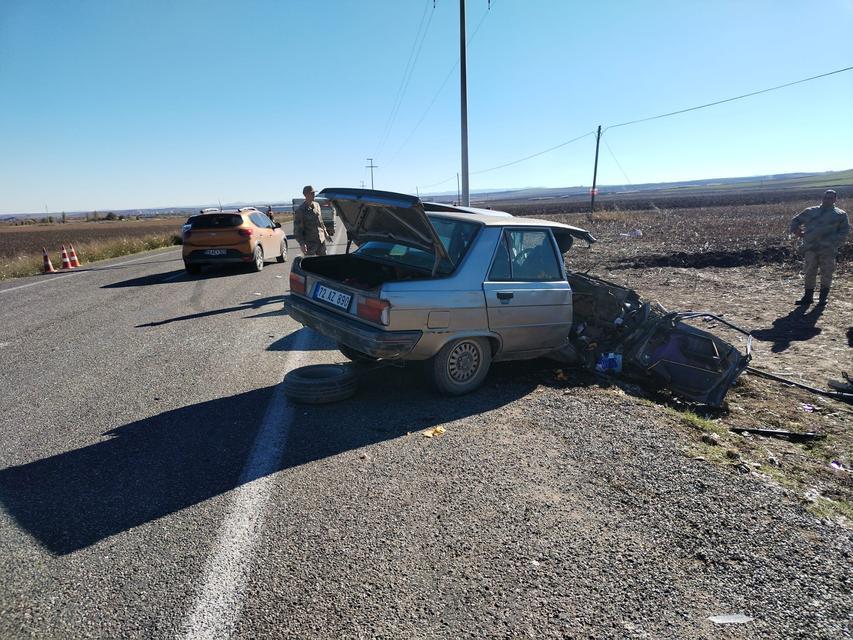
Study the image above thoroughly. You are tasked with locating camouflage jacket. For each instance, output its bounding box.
[789,205,849,252]
[293,201,328,245]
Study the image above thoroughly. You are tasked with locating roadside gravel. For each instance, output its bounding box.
[240,365,850,639]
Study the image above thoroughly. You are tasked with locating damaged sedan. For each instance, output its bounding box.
[284,188,750,405]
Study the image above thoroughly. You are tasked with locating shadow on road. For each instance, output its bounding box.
[268,327,335,351]
[750,304,825,353]
[135,296,286,327]
[0,363,538,555]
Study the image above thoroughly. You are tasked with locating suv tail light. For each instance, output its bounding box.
[289,272,306,295]
[357,297,391,325]
[238,228,254,237]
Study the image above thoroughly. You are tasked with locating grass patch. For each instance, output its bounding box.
[0,233,181,280]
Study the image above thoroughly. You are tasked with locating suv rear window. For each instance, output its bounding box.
[188,214,243,229]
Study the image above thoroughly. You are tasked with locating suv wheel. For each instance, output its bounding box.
[428,337,492,396]
[252,246,264,272]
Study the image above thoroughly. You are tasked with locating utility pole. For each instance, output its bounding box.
[365,158,378,189]
[590,125,602,213]
[456,173,461,205]
[360,180,365,189]
[416,186,420,199]
[459,0,470,206]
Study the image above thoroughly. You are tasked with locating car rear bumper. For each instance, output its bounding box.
[184,249,254,264]
[284,294,422,359]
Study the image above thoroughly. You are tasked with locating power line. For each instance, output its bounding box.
[605,64,853,132]
[603,137,631,185]
[420,173,458,189]
[374,0,435,156]
[471,130,596,175]
[389,3,494,162]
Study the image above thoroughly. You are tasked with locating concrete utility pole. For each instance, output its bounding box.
[590,125,602,213]
[365,158,378,189]
[460,0,470,206]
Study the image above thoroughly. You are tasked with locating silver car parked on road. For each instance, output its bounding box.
[284,188,594,395]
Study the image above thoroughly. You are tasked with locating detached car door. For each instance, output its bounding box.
[482,228,573,355]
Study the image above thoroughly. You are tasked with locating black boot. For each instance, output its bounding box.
[818,288,829,305]
[795,289,814,306]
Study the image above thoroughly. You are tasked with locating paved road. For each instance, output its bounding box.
[0,224,849,639]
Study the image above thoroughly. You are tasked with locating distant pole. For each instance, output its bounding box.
[360,181,365,189]
[590,125,602,213]
[218,198,222,211]
[366,158,378,189]
[460,0,470,206]
[456,173,461,205]
[416,186,420,199]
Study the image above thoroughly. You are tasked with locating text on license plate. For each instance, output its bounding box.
[205,249,226,256]
[314,284,352,310]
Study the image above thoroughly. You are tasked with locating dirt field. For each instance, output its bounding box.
[0,219,183,261]
[509,198,852,524]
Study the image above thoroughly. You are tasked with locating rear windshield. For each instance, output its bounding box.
[188,214,243,229]
[355,215,480,274]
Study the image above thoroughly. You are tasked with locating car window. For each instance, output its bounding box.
[488,229,563,281]
[189,214,243,229]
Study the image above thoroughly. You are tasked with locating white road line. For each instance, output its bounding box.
[180,329,313,640]
[0,248,182,295]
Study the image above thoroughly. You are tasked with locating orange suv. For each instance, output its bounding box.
[182,207,287,274]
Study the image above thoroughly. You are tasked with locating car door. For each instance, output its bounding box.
[250,213,273,255]
[482,228,573,355]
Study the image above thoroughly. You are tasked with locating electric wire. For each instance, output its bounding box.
[603,137,631,185]
[374,0,435,156]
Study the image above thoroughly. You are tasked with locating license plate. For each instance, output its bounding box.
[205,249,226,256]
[314,284,352,310]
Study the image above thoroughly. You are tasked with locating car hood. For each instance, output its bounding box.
[318,188,450,262]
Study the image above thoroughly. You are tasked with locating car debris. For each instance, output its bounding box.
[552,273,752,408]
[728,427,826,443]
[708,613,754,625]
[745,367,853,404]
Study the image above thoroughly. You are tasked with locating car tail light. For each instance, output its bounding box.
[238,228,253,237]
[289,272,306,295]
[357,297,391,325]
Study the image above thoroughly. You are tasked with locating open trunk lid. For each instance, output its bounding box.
[318,188,450,265]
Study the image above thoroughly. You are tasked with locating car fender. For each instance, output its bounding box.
[413,329,503,360]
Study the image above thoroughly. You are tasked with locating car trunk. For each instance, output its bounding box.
[299,254,432,290]
[559,272,751,407]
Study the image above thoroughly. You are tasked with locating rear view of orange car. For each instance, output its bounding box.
[182,208,287,274]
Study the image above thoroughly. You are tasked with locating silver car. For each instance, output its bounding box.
[284,188,594,395]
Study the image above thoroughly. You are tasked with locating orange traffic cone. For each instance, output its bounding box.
[42,247,57,274]
[60,245,74,269]
[68,244,81,268]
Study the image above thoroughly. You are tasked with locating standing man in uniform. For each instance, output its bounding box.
[293,185,329,257]
[789,189,849,305]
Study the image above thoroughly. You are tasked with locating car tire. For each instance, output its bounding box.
[252,245,264,272]
[276,239,287,263]
[428,336,492,396]
[185,262,201,275]
[338,343,379,363]
[283,364,359,404]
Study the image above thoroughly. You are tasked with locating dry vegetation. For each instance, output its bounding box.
[0,218,183,280]
[517,198,852,524]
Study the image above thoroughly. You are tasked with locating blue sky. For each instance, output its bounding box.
[1,0,851,213]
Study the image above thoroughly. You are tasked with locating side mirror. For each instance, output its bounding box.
[274,222,282,229]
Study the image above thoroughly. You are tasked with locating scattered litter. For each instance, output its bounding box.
[275,275,283,279]
[422,426,446,438]
[801,403,816,413]
[619,229,643,238]
[253,292,262,296]
[830,461,849,472]
[595,352,622,374]
[708,613,753,625]
[701,432,720,446]
[766,452,782,467]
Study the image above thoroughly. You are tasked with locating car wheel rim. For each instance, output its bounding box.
[255,249,263,269]
[447,341,481,383]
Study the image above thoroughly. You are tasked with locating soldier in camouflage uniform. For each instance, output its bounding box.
[294,185,329,257]
[789,189,849,305]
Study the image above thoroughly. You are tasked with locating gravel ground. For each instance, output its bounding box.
[237,363,851,639]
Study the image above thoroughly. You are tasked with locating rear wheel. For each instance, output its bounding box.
[252,245,264,272]
[185,262,201,275]
[283,364,358,404]
[338,343,379,363]
[276,239,288,263]
[428,337,492,396]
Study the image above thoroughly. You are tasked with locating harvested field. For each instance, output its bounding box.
[532,198,852,524]
[0,218,184,280]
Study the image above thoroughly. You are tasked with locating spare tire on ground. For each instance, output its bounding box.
[282,364,359,404]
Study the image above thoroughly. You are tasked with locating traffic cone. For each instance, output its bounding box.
[42,247,57,274]
[60,245,74,269]
[68,244,81,268]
